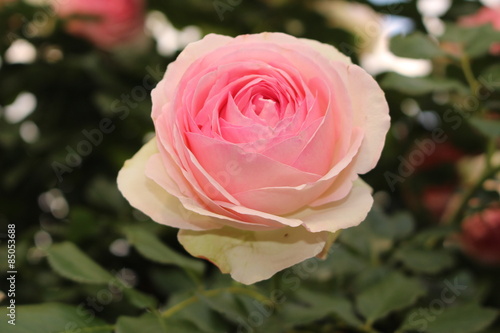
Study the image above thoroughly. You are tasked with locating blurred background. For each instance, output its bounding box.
[1,0,500,332]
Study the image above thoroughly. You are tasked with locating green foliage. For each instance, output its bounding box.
[381,73,468,96]
[47,242,114,284]
[356,272,426,324]
[390,32,446,59]
[0,303,113,333]
[469,117,500,138]
[124,225,204,274]
[441,23,500,58]
[400,303,498,333]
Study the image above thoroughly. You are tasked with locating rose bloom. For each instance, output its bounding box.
[461,208,500,265]
[52,0,145,49]
[118,32,390,284]
[459,6,500,55]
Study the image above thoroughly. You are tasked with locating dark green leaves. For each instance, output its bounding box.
[401,303,498,333]
[115,314,166,333]
[390,32,445,59]
[47,241,157,309]
[281,289,363,328]
[390,24,500,60]
[381,73,467,96]
[394,248,455,275]
[115,313,204,333]
[469,117,500,138]
[124,225,204,274]
[356,272,426,324]
[0,303,112,333]
[47,242,113,284]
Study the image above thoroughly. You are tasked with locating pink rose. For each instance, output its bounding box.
[461,208,500,265]
[459,6,500,55]
[118,32,390,284]
[52,0,145,49]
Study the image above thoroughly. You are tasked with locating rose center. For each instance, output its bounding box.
[251,95,280,127]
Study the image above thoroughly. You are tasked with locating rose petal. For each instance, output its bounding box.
[151,34,233,120]
[299,37,353,65]
[178,225,330,285]
[117,137,221,231]
[185,132,321,193]
[147,151,288,230]
[297,179,374,233]
[232,127,364,215]
[343,65,391,174]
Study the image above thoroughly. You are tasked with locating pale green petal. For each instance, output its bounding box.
[178,226,330,285]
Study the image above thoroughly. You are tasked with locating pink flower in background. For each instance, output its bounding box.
[52,0,146,49]
[459,6,500,55]
[118,32,390,284]
[461,208,500,264]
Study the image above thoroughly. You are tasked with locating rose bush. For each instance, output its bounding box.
[118,32,390,284]
[52,0,145,49]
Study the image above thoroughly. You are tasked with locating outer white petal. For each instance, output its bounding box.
[178,226,330,285]
[117,138,221,231]
[299,38,390,175]
[299,38,352,64]
[344,65,391,174]
[295,179,374,233]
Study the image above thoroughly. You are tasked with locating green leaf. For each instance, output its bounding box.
[480,64,500,91]
[123,288,157,309]
[0,303,112,333]
[390,32,446,59]
[394,248,455,274]
[441,23,500,58]
[400,303,498,333]
[47,242,113,284]
[197,291,248,324]
[172,299,230,333]
[115,314,165,333]
[367,210,415,241]
[281,289,363,328]
[328,246,368,277]
[339,216,392,258]
[124,225,204,274]
[469,117,500,138]
[381,73,467,96]
[85,176,128,213]
[356,272,426,324]
[115,313,201,333]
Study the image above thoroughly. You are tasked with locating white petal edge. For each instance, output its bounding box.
[299,37,352,65]
[117,137,221,231]
[297,179,374,233]
[345,65,391,174]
